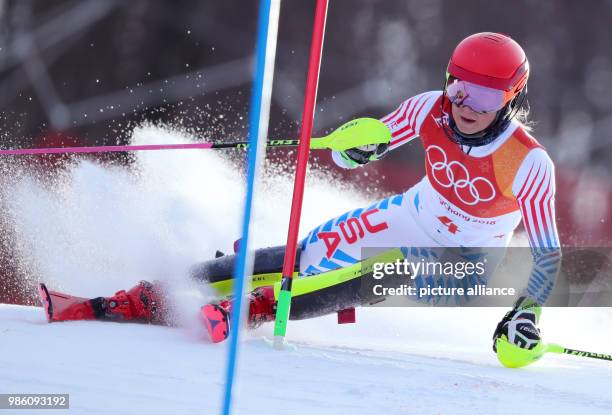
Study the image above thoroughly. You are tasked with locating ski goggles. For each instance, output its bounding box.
[445,78,510,114]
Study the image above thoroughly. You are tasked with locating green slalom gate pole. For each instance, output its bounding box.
[273,0,329,349]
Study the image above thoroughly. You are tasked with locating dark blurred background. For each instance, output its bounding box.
[1,0,611,303]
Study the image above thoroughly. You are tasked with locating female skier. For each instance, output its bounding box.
[39,32,561,364]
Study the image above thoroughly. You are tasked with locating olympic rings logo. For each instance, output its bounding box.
[426,145,496,206]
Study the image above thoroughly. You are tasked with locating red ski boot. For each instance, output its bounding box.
[201,286,276,343]
[38,281,169,325]
[39,283,95,322]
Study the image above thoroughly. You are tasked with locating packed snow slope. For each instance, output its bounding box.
[2,126,612,415]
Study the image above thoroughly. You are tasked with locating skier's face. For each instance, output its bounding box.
[451,103,497,135]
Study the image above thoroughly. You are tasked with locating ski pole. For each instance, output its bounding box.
[0,117,389,156]
[496,337,612,368]
[545,343,612,362]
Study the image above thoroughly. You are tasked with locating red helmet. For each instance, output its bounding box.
[447,32,529,106]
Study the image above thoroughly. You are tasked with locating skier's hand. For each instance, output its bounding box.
[493,296,546,367]
[493,296,542,351]
[335,142,389,168]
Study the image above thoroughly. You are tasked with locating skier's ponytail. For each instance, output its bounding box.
[514,104,534,132]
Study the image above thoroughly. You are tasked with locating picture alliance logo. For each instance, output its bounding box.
[426,145,496,205]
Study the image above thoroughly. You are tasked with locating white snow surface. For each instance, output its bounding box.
[2,126,612,415]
